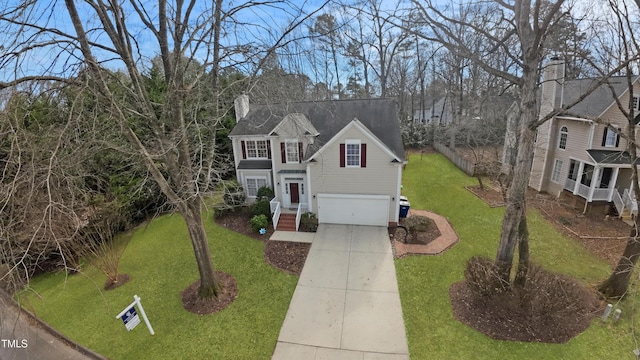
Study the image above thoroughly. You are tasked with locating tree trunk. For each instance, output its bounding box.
[476,175,484,190]
[514,215,530,287]
[495,56,539,283]
[598,222,640,298]
[182,198,221,298]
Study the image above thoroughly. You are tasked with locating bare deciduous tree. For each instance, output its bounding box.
[0,0,322,299]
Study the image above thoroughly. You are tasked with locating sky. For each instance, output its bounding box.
[0,0,332,83]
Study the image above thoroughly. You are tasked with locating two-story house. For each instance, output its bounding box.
[530,59,640,217]
[228,96,405,230]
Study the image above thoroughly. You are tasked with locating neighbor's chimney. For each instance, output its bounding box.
[540,56,565,114]
[234,94,249,122]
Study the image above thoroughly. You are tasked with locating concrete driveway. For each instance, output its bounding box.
[272,224,409,360]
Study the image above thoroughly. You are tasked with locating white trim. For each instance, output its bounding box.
[306,163,313,207]
[269,113,319,137]
[279,173,307,207]
[588,121,595,149]
[395,163,402,222]
[270,138,277,194]
[243,139,270,160]
[307,118,402,162]
[536,117,554,191]
[285,139,300,163]
[555,116,594,123]
[603,126,619,148]
[557,126,568,150]
[574,161,585,194]
[609,167,620,201]
[588,166,601,201]
[345,139,362,168]
[551,159,563,184]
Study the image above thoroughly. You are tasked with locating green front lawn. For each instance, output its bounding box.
[18,214,297,359]
[397,153,635,359]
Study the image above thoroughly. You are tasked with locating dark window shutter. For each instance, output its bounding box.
[361,144,367,168]
[340,144,345,167]
[241,141,246,159]
[298,142,303,163]
[267,140,272,159]
[281,142,286,163]
[602,128,607,146]
[616,132,620,147]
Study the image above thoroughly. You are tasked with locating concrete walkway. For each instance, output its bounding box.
[272,224,409,360]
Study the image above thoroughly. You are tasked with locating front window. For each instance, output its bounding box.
[558,126,568,149]
[285,141,299,163]
[246,140,269,159]
[604,127,618,148]
[246,177,267,197]
[346,140,361,167]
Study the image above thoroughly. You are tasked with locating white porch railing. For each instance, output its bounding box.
[270,198,281,230]
[295,203,308,232]
[613,189,625,215]
[576,183,590,199]
[623,189,638,214]
[592,188,611,201]
[564,178,576,192]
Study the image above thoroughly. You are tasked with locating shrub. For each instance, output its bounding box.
[300,212,318,232]
[252,199,271,218]
[222,180,245,207]
[520,264,597,321]
[250,214,268,232]
[256,186,275,201]
[464,256,509,298]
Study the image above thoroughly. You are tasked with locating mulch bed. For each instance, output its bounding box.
[392,218,441,245]
[215,207,311,275]
[214,207,274,241]
[449,281,600,343]
[104,273,131,291]
[264,241,311,275]
[181,271,237,315]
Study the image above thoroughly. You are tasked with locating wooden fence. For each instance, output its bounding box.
[433,142,476,176]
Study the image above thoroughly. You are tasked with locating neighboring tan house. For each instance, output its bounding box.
[530,59,640,217]
[228,96,405,230]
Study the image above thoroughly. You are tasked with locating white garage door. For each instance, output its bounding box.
[317,194,390,226]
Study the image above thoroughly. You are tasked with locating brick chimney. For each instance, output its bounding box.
[234,94,249,122]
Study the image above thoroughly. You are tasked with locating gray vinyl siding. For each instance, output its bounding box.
[309,126,401,222]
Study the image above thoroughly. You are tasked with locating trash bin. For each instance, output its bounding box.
[399,199,410,218]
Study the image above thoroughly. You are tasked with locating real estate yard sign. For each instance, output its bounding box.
[120,305,140,331]
[116,295,155,335]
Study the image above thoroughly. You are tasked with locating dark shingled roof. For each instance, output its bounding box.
[560,76,635,118]
[237,160,272,170]
[587,149,640,165]
[228,98,404,161]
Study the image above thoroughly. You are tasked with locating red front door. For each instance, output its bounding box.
[290,183,299,203]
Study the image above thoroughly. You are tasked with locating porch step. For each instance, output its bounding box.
[277,213,297,231]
